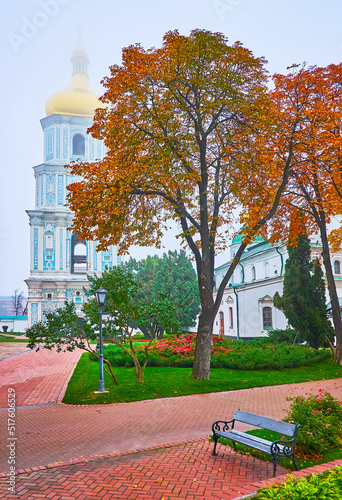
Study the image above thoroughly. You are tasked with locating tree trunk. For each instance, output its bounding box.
[87,348,119,385]
[191,234,215,380]
[334,342,342,365]
[318,219,342,364]
[103,358,119,385]
[129,344,147,383]
[139,326,151,339]
[192,312,215,379]
[134,360,144,383]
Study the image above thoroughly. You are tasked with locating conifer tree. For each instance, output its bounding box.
[124,251,200,338]
[274,232,332,349]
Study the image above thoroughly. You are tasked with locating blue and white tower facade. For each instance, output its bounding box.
[26,43,120,325]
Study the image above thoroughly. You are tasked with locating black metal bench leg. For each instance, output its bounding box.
[212,436,219,456]
[271,457,278,478]
[292,455,298,471]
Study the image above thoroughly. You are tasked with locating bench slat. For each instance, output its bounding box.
[227,430,274,447]
[234,409,295,436]
[216,430,287,455]
[216,431,271,454]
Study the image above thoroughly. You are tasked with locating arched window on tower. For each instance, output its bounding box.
[72,134,85,156]
[70,234,87,274]
[252,266,256,281]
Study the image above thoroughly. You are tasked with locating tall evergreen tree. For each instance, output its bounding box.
[124,250,200,338]
[274,231,332,349]
[153,251,200,330]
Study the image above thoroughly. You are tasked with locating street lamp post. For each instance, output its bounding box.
[95,286,108,393]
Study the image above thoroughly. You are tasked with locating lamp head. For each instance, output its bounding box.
[96,286,108,307]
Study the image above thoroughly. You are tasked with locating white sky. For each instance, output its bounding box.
[1,0,342,295]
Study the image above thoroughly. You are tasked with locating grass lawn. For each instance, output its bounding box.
[0,335,28,342]
[62,352,342,405]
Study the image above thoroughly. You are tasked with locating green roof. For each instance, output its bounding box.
[231,232,265,245]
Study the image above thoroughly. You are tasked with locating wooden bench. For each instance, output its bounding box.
[211,409,300,476]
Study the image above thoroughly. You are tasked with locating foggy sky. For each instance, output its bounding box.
[1,0,342,295]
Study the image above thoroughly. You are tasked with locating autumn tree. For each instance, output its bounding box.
[68,30,296,379]
[266,64,342,363]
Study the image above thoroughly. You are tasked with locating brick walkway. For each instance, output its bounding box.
[0,439,286,500]
[1,347,342,499]
[0,346,82,407]
[0,343,31,361]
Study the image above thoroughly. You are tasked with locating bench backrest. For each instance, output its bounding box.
[234,409,298,437]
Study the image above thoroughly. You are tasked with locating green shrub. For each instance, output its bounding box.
[102,344,141,367]
[210,344,329,370]
[255,466,342,499]
[284,390,342,455]
[95,336,330,370]
[213,340,330,370]
[266,329,303,344]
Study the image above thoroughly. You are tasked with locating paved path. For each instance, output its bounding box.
[1,378,342,472]
[1,347,342,499]
[0,439,286,500]
[0,343,31,361]
[0,346,82,407]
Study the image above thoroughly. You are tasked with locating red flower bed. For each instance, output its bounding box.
[139,334,233,358]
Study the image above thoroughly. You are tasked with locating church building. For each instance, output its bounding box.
[25,42,120,326]
[213,236,342,339]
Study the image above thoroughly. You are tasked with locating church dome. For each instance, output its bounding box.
[45,42,106,117]
[72,42,87,58]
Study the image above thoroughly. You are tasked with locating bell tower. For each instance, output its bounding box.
[25,43,120,325]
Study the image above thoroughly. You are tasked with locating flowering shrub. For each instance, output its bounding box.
[103,335,330,370]
[150,334,234,359]
[284,389,342,455]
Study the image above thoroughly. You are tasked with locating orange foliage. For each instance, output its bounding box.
[68,30,293,378]
[67,30,274,259]
[248,64,342,247]
[237,63,342,362]
[67,30,342,375]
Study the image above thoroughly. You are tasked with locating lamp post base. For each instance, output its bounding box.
[94,390,109,394]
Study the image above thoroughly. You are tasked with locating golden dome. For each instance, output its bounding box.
[45,43,106,117]
[72,43,87,58]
